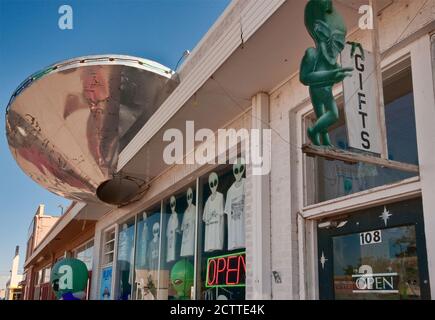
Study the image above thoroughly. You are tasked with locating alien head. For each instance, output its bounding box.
[50,258,89,300]
[233,158,246,183]
[304,0,347,65]
[170,196,176,213]
[170,259,194,299]
[208,172,219,195]
[152,222,160,240]
[186,188,194,206]
[319,0,333,13]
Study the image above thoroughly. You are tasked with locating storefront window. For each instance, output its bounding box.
[75,240,94,271]
[306,63,418,205]
[133,206,161,300]
[159,185,196,300]
[42,266,51,283]
[198,161,246,300]
[37,269,43,285]
[107,161,247,300]
[115,217,135,300]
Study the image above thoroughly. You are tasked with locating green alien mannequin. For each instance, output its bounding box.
[170,259,194,300]
[300,0,354,147]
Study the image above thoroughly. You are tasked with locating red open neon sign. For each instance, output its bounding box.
[206,252,246,288]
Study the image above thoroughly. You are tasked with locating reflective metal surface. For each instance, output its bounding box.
[6,55,178,205]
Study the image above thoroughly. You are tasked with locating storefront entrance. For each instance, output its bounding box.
[317,198,431,300]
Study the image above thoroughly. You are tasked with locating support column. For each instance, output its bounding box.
[248,92,272,299]
[411,34,435,299]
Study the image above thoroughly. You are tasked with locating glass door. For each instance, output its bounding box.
[317,198,431,300]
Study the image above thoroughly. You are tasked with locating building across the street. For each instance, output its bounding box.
[13,0,435,300]
[0,288,5,300]
[22,203,95,300]
[4,246,23,300]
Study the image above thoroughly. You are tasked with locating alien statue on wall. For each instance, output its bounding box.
[300,0,362,147]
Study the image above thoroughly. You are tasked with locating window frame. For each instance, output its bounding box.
[98,225,118,300]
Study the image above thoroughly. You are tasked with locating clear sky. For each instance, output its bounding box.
[0,0,230,290]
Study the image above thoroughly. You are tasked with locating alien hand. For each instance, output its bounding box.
[335,68,353,82]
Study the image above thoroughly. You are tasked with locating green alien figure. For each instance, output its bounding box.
[50,258,89,300]
[170,259,194,300]
[300,0,355,147]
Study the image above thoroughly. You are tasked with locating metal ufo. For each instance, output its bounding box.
[5,55,179,205]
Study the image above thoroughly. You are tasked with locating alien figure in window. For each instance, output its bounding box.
[300,0,362,147]
[170,259,194,300]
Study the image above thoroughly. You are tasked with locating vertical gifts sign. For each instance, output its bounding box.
[341,44,384,154]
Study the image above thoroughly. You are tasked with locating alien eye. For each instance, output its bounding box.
[173,279,183,286]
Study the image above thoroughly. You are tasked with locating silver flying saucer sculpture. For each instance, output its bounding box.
[5,55,179,205]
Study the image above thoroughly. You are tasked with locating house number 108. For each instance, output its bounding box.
[360,230,382,246]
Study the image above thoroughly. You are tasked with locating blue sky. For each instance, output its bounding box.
[0,0,229,289]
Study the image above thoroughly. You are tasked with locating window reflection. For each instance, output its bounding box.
[133,209,161,300]
[75,240,94,270]
[160,185,196,300]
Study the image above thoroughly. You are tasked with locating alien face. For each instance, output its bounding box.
[170,259,194,299]
[152,222,160,238]
[208,172,219,194]
[170,196,176,212]
[313,19,346,65]
[233,158,246,182]
[186,188,193,206]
